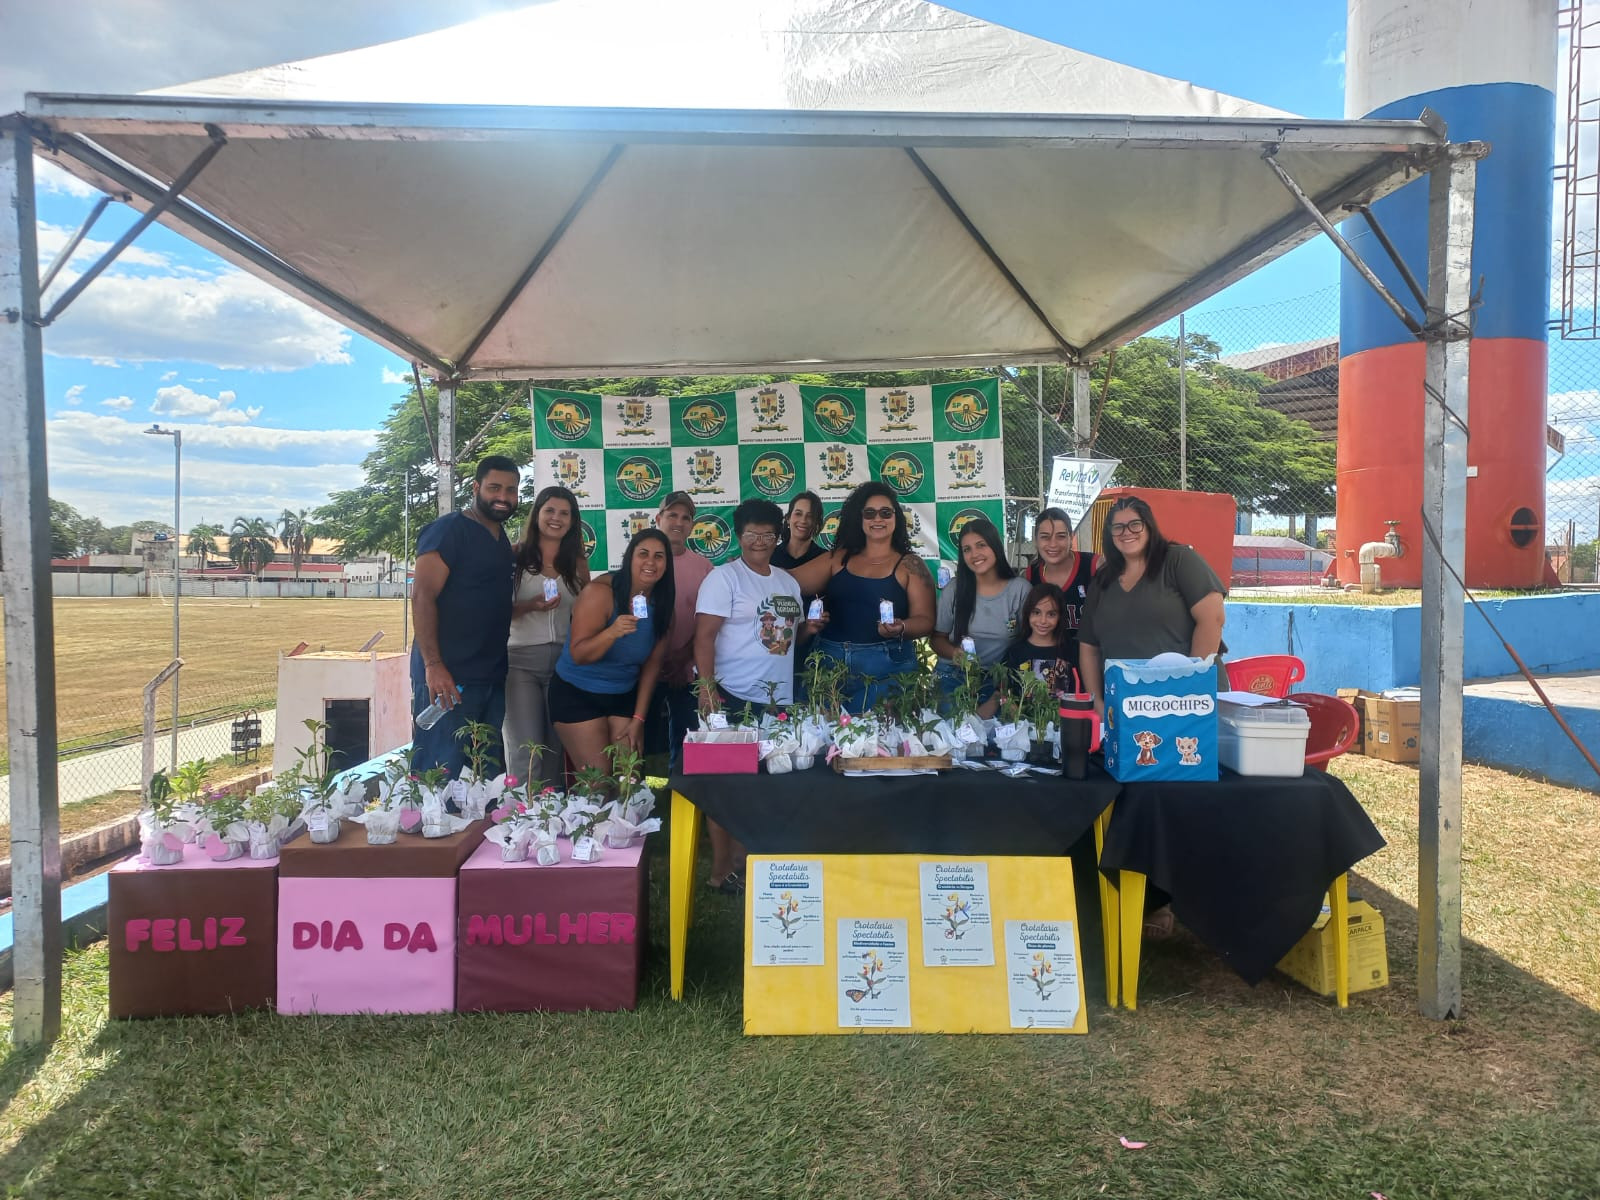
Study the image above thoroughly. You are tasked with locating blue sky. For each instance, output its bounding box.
[21,0,1468,529]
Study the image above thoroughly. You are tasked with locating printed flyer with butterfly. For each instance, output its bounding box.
[836,918,910,1028]
[750,859,825,966]
[918,861,994,967]
[1004,920,1081,1029]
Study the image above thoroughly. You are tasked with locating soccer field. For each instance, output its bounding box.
[0,596,410,757]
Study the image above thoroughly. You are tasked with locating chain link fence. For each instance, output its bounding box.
[1547,336,1600,582]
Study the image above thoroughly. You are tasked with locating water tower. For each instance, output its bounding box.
[1337,0,1557,587]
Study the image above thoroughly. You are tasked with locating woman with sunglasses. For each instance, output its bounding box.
[1076,495,1226,729]
[786,482,936,713]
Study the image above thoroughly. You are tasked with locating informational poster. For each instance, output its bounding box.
[750,859,825,966]
[1004,920,1080,1030]
[1045,456,1119,528]
[836,918,911,1028]
[531,379,1006,571]
[919,861,994,967]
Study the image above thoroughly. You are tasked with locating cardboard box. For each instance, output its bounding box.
[1103,656,1218,782]
[1337,689,1421,764]
[1277,897,1389,998]
[682,733,759,774]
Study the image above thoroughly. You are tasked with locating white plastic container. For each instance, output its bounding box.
[1217,700,1310,777]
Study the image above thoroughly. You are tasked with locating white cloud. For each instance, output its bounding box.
[35,223,172,272]
[149,383,264,425]
[34,159,99,199]
[42,265,354,372]
[100,395,134,410]
[160,370,178,382]
[381,366,412,385]
[63,383,85,405]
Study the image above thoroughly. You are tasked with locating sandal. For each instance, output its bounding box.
[1142,906,1176,941]
[706,873,744,895]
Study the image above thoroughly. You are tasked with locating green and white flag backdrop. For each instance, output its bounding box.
[530,378,1005,573]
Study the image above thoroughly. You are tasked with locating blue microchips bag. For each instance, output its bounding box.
[1103,654,1219,782]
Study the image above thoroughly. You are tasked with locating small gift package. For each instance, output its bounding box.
[484,819,535,862]
[682,712,760,774]
[137,810,190,866]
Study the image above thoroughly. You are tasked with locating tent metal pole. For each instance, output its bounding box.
[1263,151,1423,337]
[454,145,624,367]
[437,383,456,519]
[41,132,455,375]
[0,118,63,1047]
[1417,148,1477,1021]
[1178,313,1188,490]
[37,129,226,327]
[1072,366,1092,456]
[37,192,113,295]
[902,148,1079,361]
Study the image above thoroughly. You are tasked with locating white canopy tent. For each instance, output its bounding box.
[2,0,1477,1043]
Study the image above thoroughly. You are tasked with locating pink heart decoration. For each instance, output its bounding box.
[161,831,185,853]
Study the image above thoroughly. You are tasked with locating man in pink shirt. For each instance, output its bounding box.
[650,490,713,770]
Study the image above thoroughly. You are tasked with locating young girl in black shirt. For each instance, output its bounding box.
[981,582,1078,716]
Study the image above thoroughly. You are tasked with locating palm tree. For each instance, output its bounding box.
[277,508,315,580]
[229,516,277,578]
[187,522,224,571]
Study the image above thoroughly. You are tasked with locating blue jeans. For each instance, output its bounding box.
[811,637,918,715]
[410,669,507,779]
[934,659,997,705]
[646,682,699,771]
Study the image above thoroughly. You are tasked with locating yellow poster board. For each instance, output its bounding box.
[742,854,1087,1036]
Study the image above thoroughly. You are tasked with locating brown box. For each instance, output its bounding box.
[1337,688,1420,764]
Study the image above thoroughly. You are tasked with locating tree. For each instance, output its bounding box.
[228,517,277,577]
[187,523,224,570]
[277,508,315,579]
[49,498,83,558]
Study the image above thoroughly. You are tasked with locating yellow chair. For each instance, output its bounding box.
[668,790,705,1001]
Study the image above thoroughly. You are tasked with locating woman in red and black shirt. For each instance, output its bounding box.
[1023,507,1094,669]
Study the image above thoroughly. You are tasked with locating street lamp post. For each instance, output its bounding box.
[146,425,181,768]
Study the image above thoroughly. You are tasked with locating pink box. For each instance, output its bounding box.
[277,876,457,1014]
[682,739,759,775]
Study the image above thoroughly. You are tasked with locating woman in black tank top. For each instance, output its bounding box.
[1027,507,1094,640]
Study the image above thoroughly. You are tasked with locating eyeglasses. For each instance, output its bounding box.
[1109,519,1147,537]
[861,507,896,520]
[741,531,778,545]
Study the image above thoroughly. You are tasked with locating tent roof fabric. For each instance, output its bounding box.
[23,0,1447,377]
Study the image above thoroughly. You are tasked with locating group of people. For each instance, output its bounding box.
[410,455,1228,893]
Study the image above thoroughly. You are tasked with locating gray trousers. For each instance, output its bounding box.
[503,642,566,786]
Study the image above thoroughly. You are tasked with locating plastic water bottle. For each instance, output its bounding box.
[415,685,461,730]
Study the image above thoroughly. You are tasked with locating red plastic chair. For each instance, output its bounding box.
[1225,654,1307,698]
[1288,692,1360,771]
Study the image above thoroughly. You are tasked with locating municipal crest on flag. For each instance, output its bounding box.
[943,387,988,435]
[879,388,916,433]
[880,450,924,497]
[551,451,589,498]
[617,510,655,541]
[819,443,856,491]
[615,455,664,504]
[812,392,857,438]
[580,520,598,560]
[816,508,842,549]
[616,397,655,437]
[545,397,593,443]
[686,447,725,494]
[749,386,789,434]
[681,397,729,440]
[750,451,796,498]
[689,512,733,559]
[947,442,984,489]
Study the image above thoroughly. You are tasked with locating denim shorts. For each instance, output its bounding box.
[811,637,918,714]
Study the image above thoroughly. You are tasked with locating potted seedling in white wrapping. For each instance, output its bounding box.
[138,769,191,866]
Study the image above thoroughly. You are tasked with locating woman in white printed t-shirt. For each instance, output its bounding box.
[692,498,826,893]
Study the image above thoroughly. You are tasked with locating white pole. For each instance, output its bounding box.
[171,430,181,770]
[402,466,411,650]
[1178,313,1189,490]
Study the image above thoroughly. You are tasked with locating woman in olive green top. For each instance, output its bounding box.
[1076,495,1226,728]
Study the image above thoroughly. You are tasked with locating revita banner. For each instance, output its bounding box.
[530,378,1006,571]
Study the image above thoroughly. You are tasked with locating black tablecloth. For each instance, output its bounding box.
[669,764,1120,856]
[1101,768,1386,984]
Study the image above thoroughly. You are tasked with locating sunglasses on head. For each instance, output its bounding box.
[861,506,896,520]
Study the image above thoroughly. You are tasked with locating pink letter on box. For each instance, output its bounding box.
[277,877,456,1014]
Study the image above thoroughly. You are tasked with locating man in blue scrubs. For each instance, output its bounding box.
[410,455,519,776]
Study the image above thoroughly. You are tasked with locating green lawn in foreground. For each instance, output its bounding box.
[3,757,1598,1199]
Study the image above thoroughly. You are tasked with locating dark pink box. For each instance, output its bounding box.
[682,739,759,774]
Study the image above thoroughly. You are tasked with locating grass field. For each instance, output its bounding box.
[0,597,409,762]
[2,755,1597,1199]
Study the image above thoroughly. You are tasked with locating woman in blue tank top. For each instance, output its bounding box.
[551,529,676,781]
[786,482,937,713]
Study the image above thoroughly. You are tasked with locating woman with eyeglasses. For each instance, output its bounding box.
[1076,495,1226,729]
[786,481,937,713]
